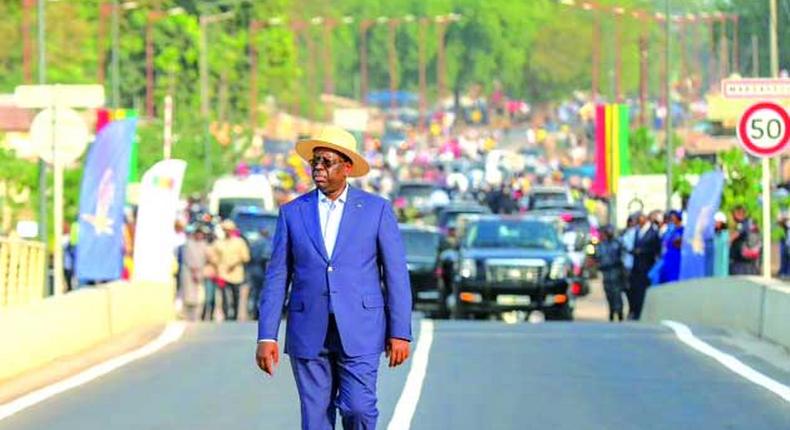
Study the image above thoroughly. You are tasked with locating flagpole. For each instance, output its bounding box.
[664,0,673,211]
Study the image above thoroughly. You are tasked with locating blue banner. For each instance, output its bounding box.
[679,171,724,280]
[76,119,136,282]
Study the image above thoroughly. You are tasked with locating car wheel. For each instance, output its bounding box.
[545,305,574,321]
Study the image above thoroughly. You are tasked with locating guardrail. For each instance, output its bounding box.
[0,280,174,382]
[642,276,790,350]
[0,237,46,308]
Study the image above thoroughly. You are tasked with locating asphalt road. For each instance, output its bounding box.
[1,316,789,430]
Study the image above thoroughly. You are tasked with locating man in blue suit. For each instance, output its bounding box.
[255,126,413,430]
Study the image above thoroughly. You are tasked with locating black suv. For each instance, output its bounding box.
[399,224,446,318]
[450,215,574,320]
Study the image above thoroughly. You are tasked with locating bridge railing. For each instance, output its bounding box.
[0,237,46,307]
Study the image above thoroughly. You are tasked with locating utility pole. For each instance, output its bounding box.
[718,14,728,79]
[359,20,371,103]
[591,15,601,101]
[436,17,447,104]
[249,20,260,130]
[769,0,778,78]
[732,14,739,74]
[387,19,399,110]
[37,0,47,277]
[418,18,427,130]
[22,0,34,83]
[98,3,110,85]
[639,35,649,127]
[678,17,686,81]
[762,0,784,278]
[752,34,759,77]
[145,10,156,118]
[111,0,120,108]
[707,15,718,91]
[664,1,673,211]
[614,10,623,102]
[322,19,335,96]
[359,20,371,104]
[199,16,210,118]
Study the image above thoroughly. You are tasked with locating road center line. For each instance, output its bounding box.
[0,322,186,422]
[662,320,790,403]
[388,319,435,430]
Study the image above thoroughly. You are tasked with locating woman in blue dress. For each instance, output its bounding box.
[659,210,684,284]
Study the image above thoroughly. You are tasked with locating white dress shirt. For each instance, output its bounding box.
[318,184,348,258]
[258,185,348,344]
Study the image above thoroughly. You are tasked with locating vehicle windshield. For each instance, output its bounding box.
[219,198,265,220]
[438,209,486,229]
[566,217,591,233]
[398,185,436,199]
[464,220,561,250]
[400,230,440,258]
[533,194,569,207]
[234,213,278,243]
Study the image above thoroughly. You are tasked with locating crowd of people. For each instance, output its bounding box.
[175,218,261,322]
[595,205,763,322]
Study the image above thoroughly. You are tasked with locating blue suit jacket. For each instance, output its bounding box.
[257,186,412,358]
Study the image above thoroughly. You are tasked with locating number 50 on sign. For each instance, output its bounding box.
[737,102,790,158]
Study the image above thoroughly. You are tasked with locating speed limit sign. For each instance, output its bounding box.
[737,101,790,158]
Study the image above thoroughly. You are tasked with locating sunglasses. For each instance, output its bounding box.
[309,155,348,169]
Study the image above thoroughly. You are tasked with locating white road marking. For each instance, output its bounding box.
[388,319,435,430]
[662,320,790,403]
[0,322,186,421]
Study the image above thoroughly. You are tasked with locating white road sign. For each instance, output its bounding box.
[14,84,105,109]
[30,108,91,166]
[736,102,790,158]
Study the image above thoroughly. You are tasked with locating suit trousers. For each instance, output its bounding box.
[290,316,380,430]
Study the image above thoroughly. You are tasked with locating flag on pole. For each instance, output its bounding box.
[133,159,187,283]
[679,171,725,280]
[76,119,137,283]
[591,104,632,197]
[591,104,608,196]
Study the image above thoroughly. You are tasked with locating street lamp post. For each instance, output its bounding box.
[386,18,400,111]
[321,18,335,96]
[37,0,47,289]
[664,1,673,211]
[436,17,447,104]
[22,0,34,83]
[418,18,428,130]
[145,7,184,118]
[111,0,121,108]
[98,3,111,85]
[359,19,371,104]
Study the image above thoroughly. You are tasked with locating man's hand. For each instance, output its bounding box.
[256,342,279,376]
[385,338,410,368]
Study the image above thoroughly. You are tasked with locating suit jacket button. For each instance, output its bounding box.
[327,266,334,272]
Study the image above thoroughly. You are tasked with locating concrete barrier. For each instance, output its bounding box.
[761,282,790,349]
[0,281,174,382]
[642,276,790,350]
[107,281,175,336]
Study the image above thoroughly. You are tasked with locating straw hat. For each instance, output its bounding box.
[295,126,370,178]
[220,219,237,231]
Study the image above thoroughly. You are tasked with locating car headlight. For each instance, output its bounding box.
[459,258,477,279]
[549,257,570,279]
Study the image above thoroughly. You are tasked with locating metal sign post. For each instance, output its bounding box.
[15,84,104,294]
[735,101,790,279]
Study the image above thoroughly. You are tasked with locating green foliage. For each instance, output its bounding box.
[135,120,236,196]
[629,127,666,175]
[718,148,762,224]
[674,157,714,199]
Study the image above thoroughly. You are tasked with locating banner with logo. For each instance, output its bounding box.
[591,104,632,197]
[133,159,187,283]
[76,119,137,282]
[679,171,725,280]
